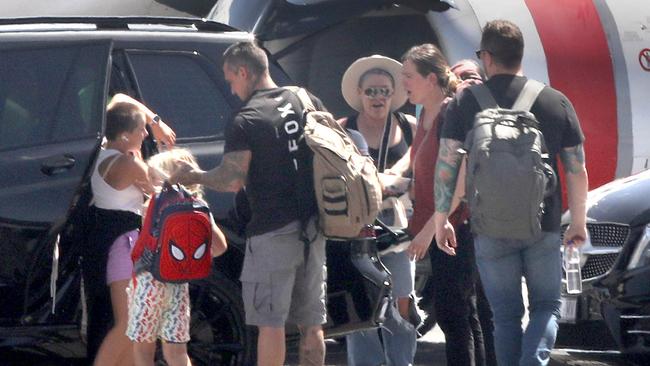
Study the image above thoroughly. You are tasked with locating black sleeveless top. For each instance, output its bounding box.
[346,112,412,170]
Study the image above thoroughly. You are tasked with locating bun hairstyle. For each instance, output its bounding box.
[401,43,460,97]
[147,148,204,200]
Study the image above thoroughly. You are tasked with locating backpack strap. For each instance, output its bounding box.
[470,84,499,110]
[512,80,545,112]
[394,111,413,147]
[285,86,316,112]
[283,86,320,244]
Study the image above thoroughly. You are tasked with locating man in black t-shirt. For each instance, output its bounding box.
[429,20,589,365]
[172,41,327,366]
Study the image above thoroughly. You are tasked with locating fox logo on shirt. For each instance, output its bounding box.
[277,101,301,170]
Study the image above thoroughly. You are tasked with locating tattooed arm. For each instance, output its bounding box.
[434,138,465,213]
[432,138,465,255]
[171,150,251,193]
[407,138,464,259]
[560,144,589,246]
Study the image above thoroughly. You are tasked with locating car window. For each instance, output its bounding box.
[127,51,231,140]
[0,44,106,150]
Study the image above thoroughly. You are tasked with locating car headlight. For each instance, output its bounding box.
[627,224,650,270]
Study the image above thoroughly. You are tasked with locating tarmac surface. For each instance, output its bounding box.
[286,325,635,365]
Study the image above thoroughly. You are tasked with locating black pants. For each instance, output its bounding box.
[429,223,484,366]
[475,277,497,366]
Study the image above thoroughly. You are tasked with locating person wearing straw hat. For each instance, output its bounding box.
[339,55,418,366]
[339,55,416,178]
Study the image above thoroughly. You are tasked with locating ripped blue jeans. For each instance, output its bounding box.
[347,251,417,366]
[346,303,417,366]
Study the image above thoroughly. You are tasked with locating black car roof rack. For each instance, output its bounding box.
[0,16,238,32]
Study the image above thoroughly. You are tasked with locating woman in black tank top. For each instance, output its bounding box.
[338,55,418,366]
[345,113,412,169]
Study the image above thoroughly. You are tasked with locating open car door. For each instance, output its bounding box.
[209,0,455,41]
[0,39,111,326]
[210,0,456,118]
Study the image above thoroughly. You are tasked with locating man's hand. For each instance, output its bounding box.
[560,144,589,247]
[168,160,203,186]
[434,212,457,256]
[151,119,176,149]
[563,223,587,247]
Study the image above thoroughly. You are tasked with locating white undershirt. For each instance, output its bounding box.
[91,148,144,215]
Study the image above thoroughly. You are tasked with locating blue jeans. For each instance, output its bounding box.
[346,304,417,366]
[474,232,562,366]
[346,251,417,366]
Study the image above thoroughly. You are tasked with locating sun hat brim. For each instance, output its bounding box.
[341,55,408,113]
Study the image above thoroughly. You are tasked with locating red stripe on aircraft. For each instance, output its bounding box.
[526,0,617,191]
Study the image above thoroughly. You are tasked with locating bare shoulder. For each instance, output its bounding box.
[99,152,148,189]
[119,154,148,178]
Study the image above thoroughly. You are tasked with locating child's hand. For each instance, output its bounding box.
[210,218,227,257]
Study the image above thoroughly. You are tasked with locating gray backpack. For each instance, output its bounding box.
[465,80,556,240]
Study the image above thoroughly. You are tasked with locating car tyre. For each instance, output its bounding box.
[185,270,256,365]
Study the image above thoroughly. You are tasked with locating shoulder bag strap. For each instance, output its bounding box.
[376,113,393,173]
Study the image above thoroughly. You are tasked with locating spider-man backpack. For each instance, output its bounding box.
[132,182,212,283]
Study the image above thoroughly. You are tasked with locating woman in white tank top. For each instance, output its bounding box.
[90,94,176,366]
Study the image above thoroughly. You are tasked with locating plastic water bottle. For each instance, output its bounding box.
[564,244,582,294]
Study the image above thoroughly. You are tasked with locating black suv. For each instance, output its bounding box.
[0,17,392,365]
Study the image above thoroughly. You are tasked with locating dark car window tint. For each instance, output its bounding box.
[128,52,230,139]
[0,45,106,150]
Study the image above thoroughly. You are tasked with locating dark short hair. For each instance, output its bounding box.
[401,43,458,96]
[358,68,395,89]
[105,102,144,140]
[223,41,269,79]
[480,20,524,69]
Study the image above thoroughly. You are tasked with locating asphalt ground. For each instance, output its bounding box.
[286,326,636,366]
[0,325,638,365]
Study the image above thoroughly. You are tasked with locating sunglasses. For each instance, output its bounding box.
[475,49,491,59]
[363,87,393,98]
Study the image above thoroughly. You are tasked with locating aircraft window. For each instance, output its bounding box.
[0,45,105,150]
[127,51,231,140]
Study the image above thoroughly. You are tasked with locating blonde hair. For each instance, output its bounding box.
[147,148,204,200]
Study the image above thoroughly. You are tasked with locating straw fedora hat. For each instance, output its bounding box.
[341,55,408,113]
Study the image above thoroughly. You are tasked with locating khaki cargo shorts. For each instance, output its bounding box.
[240,219,327,328]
